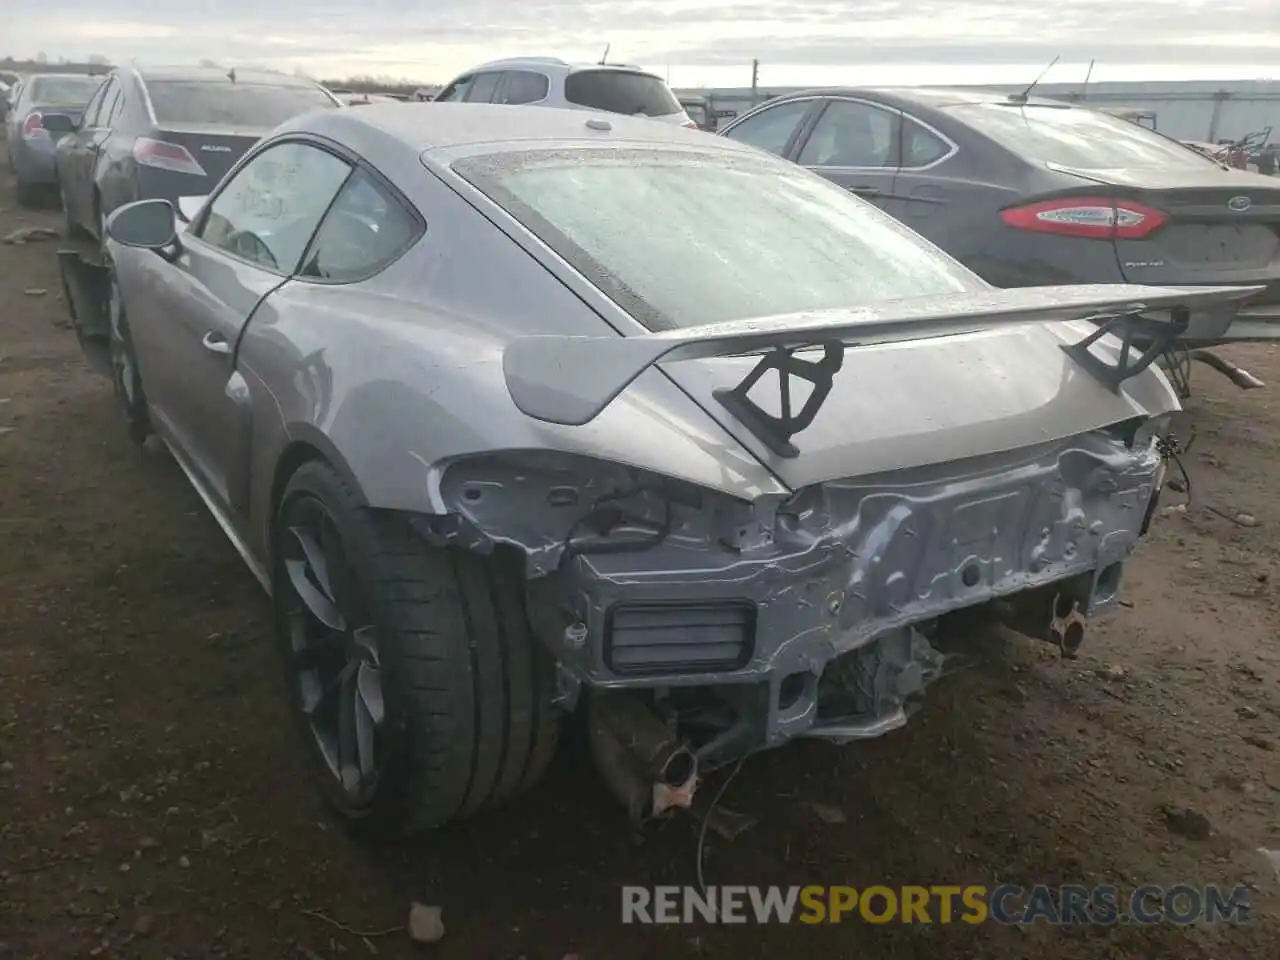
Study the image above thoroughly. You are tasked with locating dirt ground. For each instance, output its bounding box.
[2,141,1279,960]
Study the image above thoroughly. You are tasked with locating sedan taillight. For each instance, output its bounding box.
[133,138,207,176]
[22,112,45,138]
[999,197,1168,240]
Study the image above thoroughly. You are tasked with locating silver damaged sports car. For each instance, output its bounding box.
[58,103,1260,836]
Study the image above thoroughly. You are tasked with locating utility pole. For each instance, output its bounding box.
[751,59,759,101]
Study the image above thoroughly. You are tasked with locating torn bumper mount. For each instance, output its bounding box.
[527,430,1162,753]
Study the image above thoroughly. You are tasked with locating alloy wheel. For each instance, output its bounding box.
[278,495,385,805]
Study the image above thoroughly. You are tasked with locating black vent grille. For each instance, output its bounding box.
[604,601,756,675]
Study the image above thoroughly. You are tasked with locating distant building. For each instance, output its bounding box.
[677,79,1280,143]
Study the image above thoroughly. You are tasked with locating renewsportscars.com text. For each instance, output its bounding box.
[621,884,1251,926]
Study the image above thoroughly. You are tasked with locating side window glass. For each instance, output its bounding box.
[196,142,352,274]
[299,168,423,283]
[77,86,102,127]
[497,70,548,105]
[721,100,812,157]
[84,80,113,127]
[436,76,473,102]
[465,72,503,103]
[798,100,899,168]
[104,86,124,127]
[902,118,951,168]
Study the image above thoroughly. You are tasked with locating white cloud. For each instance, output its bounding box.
[7,0,1279,84]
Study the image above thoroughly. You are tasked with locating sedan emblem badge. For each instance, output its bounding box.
[1228,196,1252,212]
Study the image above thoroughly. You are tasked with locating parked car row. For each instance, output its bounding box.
[6,67,342,228]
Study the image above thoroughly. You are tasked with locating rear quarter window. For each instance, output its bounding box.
[564,70,681,118]
[146,81,339,126]
[946,102,1220,170]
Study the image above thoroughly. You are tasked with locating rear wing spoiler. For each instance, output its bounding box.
[503,283,1262,457]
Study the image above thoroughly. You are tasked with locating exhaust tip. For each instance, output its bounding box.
[1061,621,1085,655]
[660,748,696,787]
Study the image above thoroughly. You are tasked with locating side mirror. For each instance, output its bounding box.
[107,199,178,252]
[41,113,76,135]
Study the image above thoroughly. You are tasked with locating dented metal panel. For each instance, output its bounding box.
[429,427,1162,745]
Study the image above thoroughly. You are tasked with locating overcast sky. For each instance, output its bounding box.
[9,0,1280,85]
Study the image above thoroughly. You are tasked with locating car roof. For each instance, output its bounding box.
[25,72,100,83]
[767,86,1074,111]
[131,65,319,86]
[293,101,753,156]
[454,57,656,77]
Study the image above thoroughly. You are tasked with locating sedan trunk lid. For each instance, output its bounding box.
[1051,163,1280,302]
[134,124,270,201]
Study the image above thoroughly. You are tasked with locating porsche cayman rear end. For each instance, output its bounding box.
[423,127,1260,799]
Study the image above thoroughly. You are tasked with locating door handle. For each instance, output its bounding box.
[201,332,231,354]
[846,185,883,197]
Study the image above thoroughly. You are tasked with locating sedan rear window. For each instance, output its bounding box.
[452,148,977,331]
[146,81,338,127]
[945,102,1220,171]
[564,70,682,118]
[30,76,102,105]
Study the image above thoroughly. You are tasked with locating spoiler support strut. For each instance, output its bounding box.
[712,342,844,458]
[1062,306,1190,394]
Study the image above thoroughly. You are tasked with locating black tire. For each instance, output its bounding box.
[15,178,41,208]
[60,179,90,240]
[273,460,561,838]
[106,265,150,445]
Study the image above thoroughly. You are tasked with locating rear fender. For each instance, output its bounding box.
[55,249,112,377]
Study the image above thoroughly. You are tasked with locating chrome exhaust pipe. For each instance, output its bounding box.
[587,692,699,823]
[993,587,1089,659]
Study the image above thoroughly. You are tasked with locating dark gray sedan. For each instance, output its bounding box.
[57,103,1255,836]
[4,73,104,205]
[720,87,1280,355]
[55,65,341,242]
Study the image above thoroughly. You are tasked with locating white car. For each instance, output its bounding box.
[434,57,694,127]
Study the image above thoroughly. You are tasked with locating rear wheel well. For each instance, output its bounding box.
[269,440,328,540]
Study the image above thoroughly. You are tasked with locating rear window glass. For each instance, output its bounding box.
[146,81,338,126]
[452,148,976,331]
[30,76,102,105]
[564,70,681,118]
[945,102,1220,170]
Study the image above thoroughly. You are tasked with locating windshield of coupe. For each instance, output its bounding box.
[147,81,338,126]
[452,148,977,330]
[944,102,1221,171]
[30,76,102,104]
